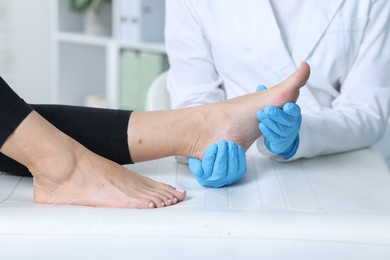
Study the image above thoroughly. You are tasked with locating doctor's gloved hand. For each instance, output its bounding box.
[256,102,301,159]
[188,140,247,188]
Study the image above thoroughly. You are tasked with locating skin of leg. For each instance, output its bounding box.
[0,111,185,208]
[128,62,310,162]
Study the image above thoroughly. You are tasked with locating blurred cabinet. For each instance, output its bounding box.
[52,0,169,110]
[120,51,169,110]
[117,0,165,43]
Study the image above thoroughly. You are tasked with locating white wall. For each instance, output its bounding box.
[0,0,52,104]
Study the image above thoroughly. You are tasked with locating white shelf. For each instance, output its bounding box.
[56,32,166,53]
[56,32,113,47]
[119,42,166,54]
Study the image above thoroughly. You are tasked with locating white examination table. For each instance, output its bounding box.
[1,148,390,259]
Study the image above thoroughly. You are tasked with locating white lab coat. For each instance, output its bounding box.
[165,0,390,162]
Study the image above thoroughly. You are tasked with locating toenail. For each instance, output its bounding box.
[173,197,178,203]
[149,202,155,208]
[176,188,185,193]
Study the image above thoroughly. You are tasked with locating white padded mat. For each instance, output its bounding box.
[1,148,390,259]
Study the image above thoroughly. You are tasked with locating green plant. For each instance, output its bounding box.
[70,0,111,12]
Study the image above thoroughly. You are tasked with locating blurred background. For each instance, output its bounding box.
[0,0,167,110]
[0,0,51,103]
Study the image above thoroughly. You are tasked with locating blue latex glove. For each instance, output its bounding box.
[188,140,247,188]
[256,102,301,159]
[256,85,268,92]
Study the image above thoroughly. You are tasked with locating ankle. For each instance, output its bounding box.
[178,106,223,159]
[28,134,80,181]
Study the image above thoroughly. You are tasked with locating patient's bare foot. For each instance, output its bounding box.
[32,139,186,208]
[187,62,310,159]
[128,62,310,163]
[1,112,185,208]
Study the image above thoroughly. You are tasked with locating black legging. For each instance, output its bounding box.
[0,76,133,177]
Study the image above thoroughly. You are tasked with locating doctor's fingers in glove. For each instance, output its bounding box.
[256,85,267,92]
[256,103,301,135]
[256,86,301,126]
[188,140,247,188]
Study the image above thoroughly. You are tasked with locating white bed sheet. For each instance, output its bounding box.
[1,148,390,260]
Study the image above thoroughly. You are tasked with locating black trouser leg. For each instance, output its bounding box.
[0,76,33,176]
[0,76,133,177]
[31,104,133,165]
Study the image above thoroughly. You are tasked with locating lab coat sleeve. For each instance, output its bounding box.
[291,0,390,160]
[165,0,225,109]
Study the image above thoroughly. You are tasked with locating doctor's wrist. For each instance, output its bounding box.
[277,135,300,159]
